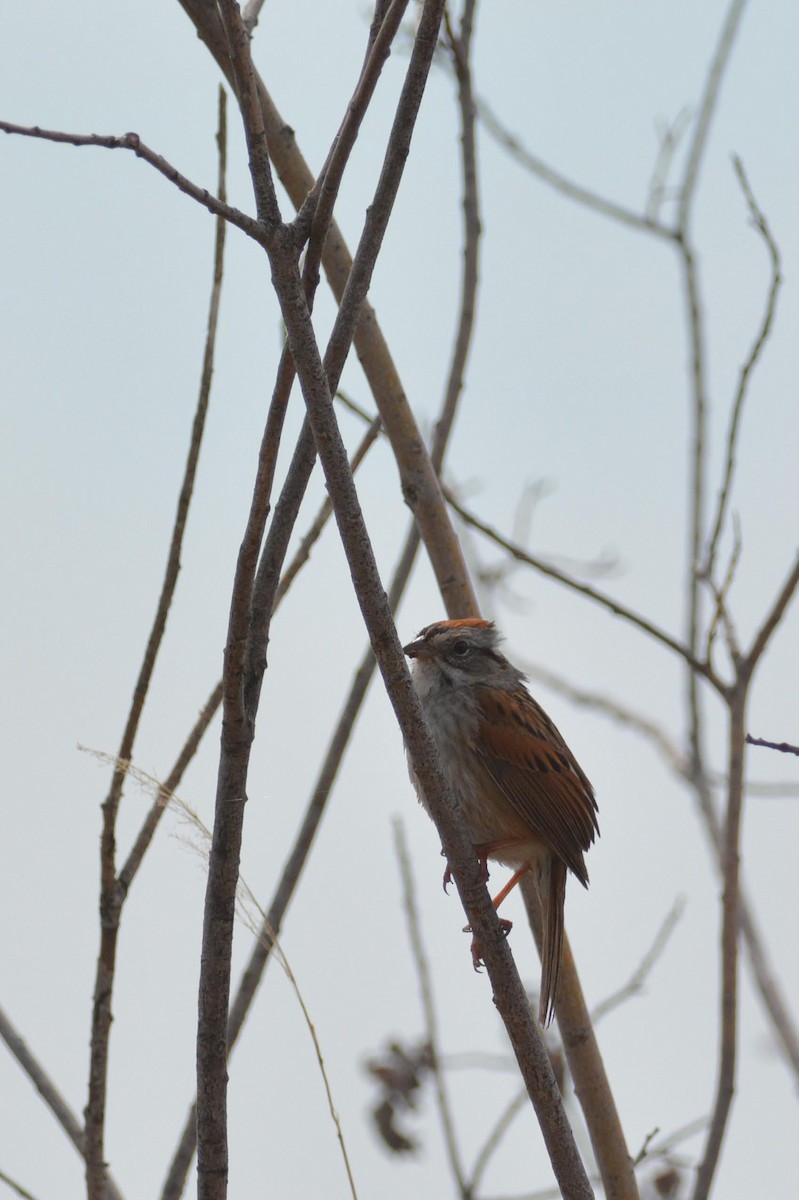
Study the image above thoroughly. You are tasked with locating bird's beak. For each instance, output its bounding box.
[403,637,430,659]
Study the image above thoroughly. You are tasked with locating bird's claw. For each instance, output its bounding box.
[465,918,514,970]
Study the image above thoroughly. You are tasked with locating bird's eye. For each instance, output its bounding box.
[451,639,471,657]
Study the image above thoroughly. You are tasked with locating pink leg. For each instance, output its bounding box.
[466,864,531,969]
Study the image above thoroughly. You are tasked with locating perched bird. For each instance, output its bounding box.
[403,618,599,1024]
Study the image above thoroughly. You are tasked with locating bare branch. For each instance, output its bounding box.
[0,1005,82,1158]
[159,518,419,1200]
[0,1005,125,1200]
[466,1086,529,1198]
[216,0,283,231]
[447,490,716,684]
[474,96,673,241]
[394,819,467,1194]
[520,881,638,1200]
[644,109,690,222]
[118,680,223,894]
[120,408,383,908]
[263,2,592,1189]
[0,1168,39,1200]
[702,157,782,580]
[743,550,799,676]
[0,118,262,240]
[83,90,228,1200]
[691,690,747,1200]
[633,1116,708,1181]
[591,899,686,1024]
[178,0,479,617]
[273,417,383,603]
[522,661,799,798]
[746,735,799,757]
[702,517,743,668]
[677,0,749,228]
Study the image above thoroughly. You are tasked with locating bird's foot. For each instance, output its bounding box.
[466,918,513,970]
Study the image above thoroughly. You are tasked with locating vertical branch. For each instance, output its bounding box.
[691,689,746,1200]
[693,553,799,1198]
[177,0,479,616]
[439,0,480,458]
[521,883,638,1200]
[274,241,593,1200]
[162,1,485,1183]
[215,0,590,1189]
[394,819,467,1195]
[676,0,749,803]
[84,89,228,1200]
[161,519,421,1200]
[702,157,782,579]
[215,0,282,231]
[676,0,749,231]
[194,7,422,1198]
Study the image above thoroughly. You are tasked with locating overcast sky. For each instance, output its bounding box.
[2,3,798,1199]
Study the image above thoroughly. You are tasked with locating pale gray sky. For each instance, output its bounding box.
[2,3,798,1199]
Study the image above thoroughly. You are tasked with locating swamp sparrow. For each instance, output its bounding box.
[404,618,598,1025]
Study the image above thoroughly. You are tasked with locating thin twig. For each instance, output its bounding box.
[242,0,413,725]
[692,688,747,1200]
[520,881,637,1200]
[521,661,799,798]
[703,518,742,668]
[101,760,360,1200]
[0,1169,38,1200]
[83,90,228,1200]
[196,823,359,1199]
[446,491,716,685]
[702,156,782,580]
[394,819,467,1194]
[0,119,262,241]
[0,1005,126,1200]
[274,416,382,603]
[746,735,799,757]
[216,0,282,232]
[159,495,411,1200]
[0,1007,84,1158]
[591,899,686,1024]
[678,34,749,1116]
[644,109,690,222]
[743,551,799,675]
[238,890,359,1200]
[474,97,673,241]
[677,0,749,230]
[438,0,481,461]
[466,1087,528,1198]
[178,0,479,616]
[120,409,382,905]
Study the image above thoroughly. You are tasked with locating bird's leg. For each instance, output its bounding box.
[489,865,530,912]
[465,863,531,970]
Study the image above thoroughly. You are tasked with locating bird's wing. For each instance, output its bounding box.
[473,686,598,883]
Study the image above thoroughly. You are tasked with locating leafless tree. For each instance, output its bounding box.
[1,3,796,1200]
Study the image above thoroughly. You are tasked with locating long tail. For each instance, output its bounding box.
[539,856,567,1026]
